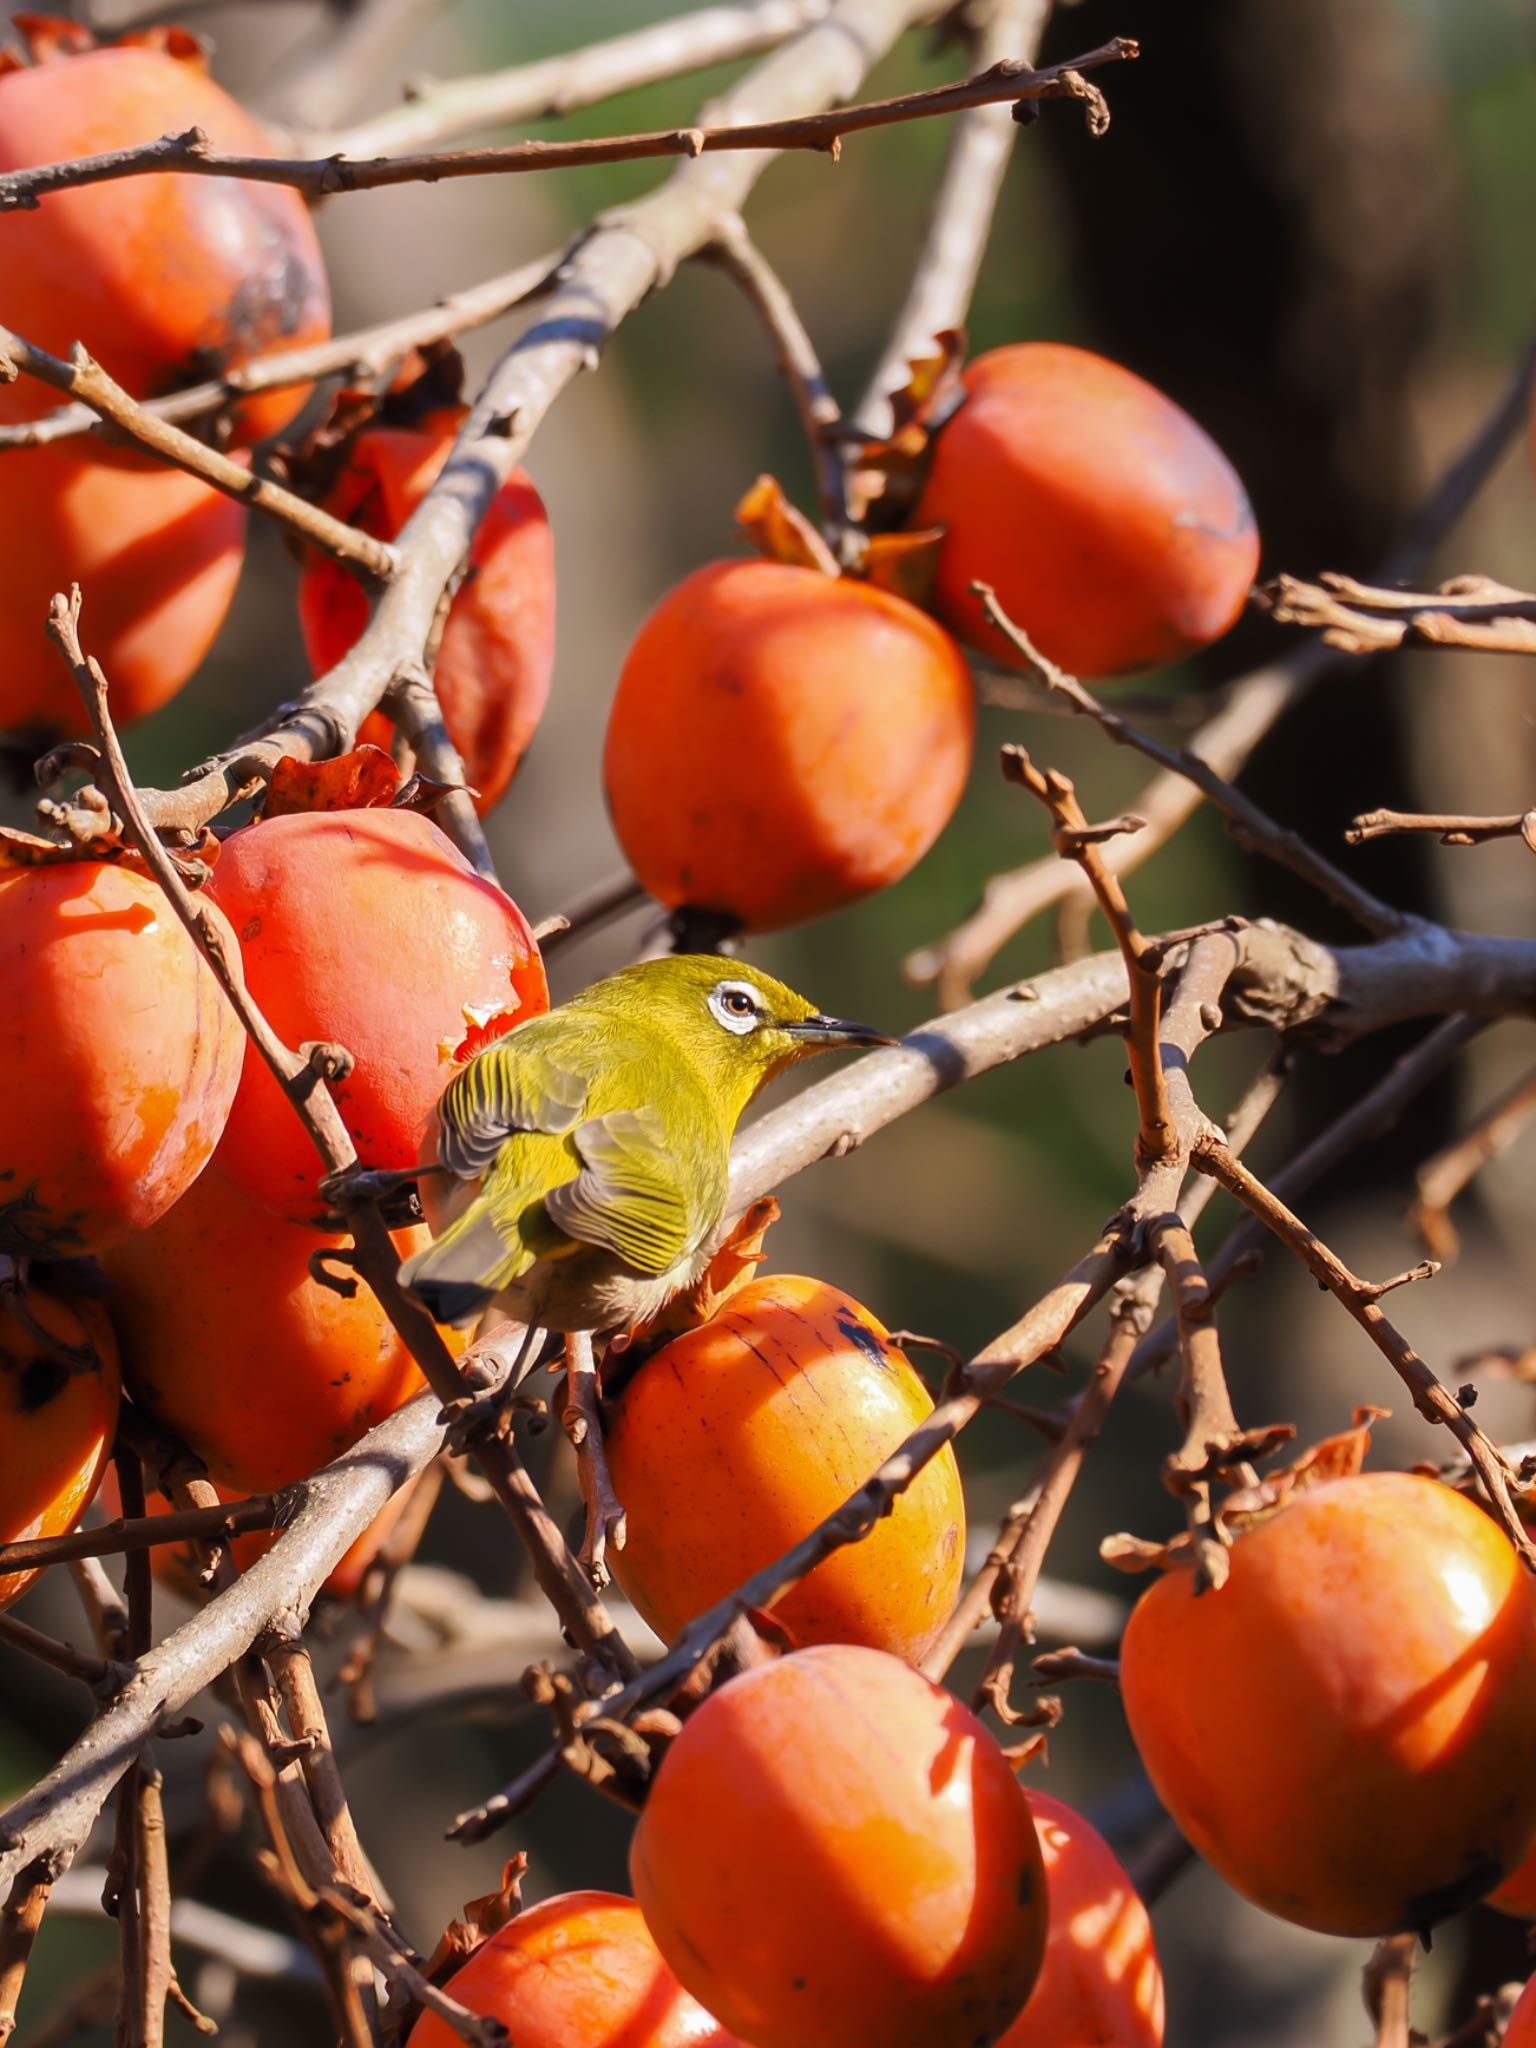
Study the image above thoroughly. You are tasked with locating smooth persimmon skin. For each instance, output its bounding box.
[100,1168,434,1492]
[1000,1792,1164,2048]
[1120,1473,1536,1937]
[0,450,245,735]
[0,1290,119,1610]
[607,1276,965,1661]
[413,1893,740,2048]
[604,560,975,932]
[917,343,1259,678]
[205,808,548,1222]
[0,862,245,1256]
[0,44,329,445]
[299,430,555,814]
[631,1644,1047,2048]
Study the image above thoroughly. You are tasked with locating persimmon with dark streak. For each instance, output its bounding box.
[0,860,245,1258]
[916,342,1258,678]
[0,1286,119,1611]
[632,1644,1047,2048]
[0,29,330,446]
[100,1167,445,1494]
[299,428,555,815]
[412,1892,741,2048]
[1000,1791,1164,2048]
[1120,1472,1536,1937]
[604,560,974,932]
[205,807,548,1223]
[606,1275,964,1662]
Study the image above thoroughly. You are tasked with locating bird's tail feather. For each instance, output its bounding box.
[399,1199,525,1328]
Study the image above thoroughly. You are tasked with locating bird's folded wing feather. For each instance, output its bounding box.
[544,1105,694,1277]
[435,1033,589,1179]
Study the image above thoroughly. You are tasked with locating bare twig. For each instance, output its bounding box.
[265,1628,387,1909]
[0,1612,121,1692]
[0,1492,287,1579]
[1349,805,1536,851]
[981,587,1409,937]
[309,0,838,158]
[1002,746,1176,1165]
[0,330,395,576]
[702,215,847,538]
[0,252,559,451]
[0,46,1136,213]
[383,665,497,882]
[854,0,1053,436]
[0,1854,63,2046]
[1192,1135,1534,1564]
[1411,1061,1536,1262]
[536,871,649,952]
[1364,1934,1418,2048]
[563,1332,627,1588]
[1262,569,1536,657]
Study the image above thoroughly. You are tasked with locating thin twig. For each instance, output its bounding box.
[383,665,497,882]
[980,587,1409,937]
[535,871,649,951]
[1364,1933,1417,2048]
[0,330,395,576]
[306,0,838,158]
[1192,1135,1534,1565]
[0,1612,121,1692]
[1263,569,1536,657]
[563,1332,626,1588]
[0,1854,63,2046]
[1411,1061,1536,1261]
[1002,745,1176,1165]
[0,1492,287,1579]
[265,1628,388,1910]
[0,46,1136,213]
[1349,805,1536,851]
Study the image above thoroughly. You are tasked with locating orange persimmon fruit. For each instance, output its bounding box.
[0,1285,119,1609]
[606,1275,964,1661]
[1506,1974,1536,2048]
[1000,1791,1164,2048]
[100,1168,441,1493]
[631,1644,1047,2048]
[298,427,555,815]
[916,342,1258,678]
[0,859,245,1257]
[0,26,329,445]
[204,807,547,1222]
[1120,1471,1536,1936]
[412,1892,741,2048]
[603,559,974,932]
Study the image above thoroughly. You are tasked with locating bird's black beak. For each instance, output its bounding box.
[783,1014,898,1049]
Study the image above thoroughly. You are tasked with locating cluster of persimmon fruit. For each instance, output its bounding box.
[5,17,1536,2048]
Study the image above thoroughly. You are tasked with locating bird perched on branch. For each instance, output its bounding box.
[400,955,891,1334]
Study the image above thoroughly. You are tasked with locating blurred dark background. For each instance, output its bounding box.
[4,0,1536,2040]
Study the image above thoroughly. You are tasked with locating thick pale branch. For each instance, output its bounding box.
[0,46,1136,213]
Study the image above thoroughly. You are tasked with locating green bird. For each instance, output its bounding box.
[400,955,891,1334]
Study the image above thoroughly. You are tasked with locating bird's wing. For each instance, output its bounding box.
[543,1104,696,1277]
[435,1032,589,1180]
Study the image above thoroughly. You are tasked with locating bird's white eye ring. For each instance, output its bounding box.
[709,982,761,1035]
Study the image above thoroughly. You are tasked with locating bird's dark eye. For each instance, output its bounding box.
[723,990,754,1016]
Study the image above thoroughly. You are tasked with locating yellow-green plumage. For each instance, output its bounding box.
[399,955,888,1333]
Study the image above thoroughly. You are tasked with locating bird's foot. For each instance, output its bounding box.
[439,1320,547,1448]
[563,1331,626,1589]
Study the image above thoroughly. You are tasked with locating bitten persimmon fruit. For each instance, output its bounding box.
[1000,1791,1164,2048]
[604,560,974,932]
[916,342,1258,678]
[631,1644,1047,2048]
[205,807,547,1222]
[299,428,555,815]
[101,1168,437,1493]
[1120,1471,1536,1936]
[606,1275,964,1661]
[412,1892,740,2048]
[0,860,245,1257]
[0,29,329,445]
[0,1287,119,1610]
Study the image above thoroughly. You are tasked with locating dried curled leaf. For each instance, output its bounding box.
[862,527,946,609]
[421,1853,528,1984]
[262,745,400,819]
[735,475,839,577]
[846,327,967,527]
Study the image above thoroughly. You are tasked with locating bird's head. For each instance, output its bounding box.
[601,955,894,1113]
